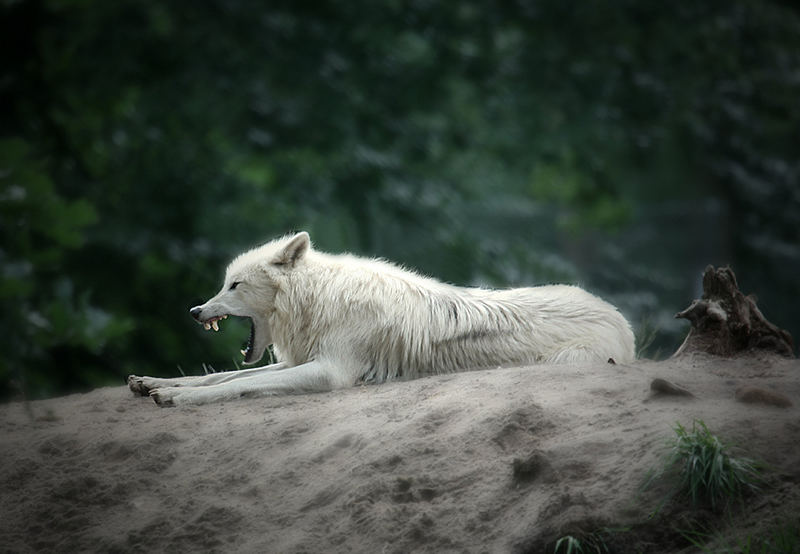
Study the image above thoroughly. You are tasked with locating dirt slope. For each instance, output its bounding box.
[1,355,798,553]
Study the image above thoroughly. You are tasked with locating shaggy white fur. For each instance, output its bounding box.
[129,232,635,406]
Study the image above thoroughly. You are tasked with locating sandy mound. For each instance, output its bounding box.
[2,355,799,553]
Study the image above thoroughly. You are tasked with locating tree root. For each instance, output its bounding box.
[673,265,794,358]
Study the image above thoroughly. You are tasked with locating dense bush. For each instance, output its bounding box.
[2,0,798,398]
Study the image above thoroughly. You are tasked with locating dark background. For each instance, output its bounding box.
[2,0,798,399]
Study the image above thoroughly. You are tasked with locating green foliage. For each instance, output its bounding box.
[0,138,132,397]
[554,535,584,554]
[736,524,800,554]
[646,420,762,511]
[1,0,799,397]
[682,519,800,553]
[554,533,610,554]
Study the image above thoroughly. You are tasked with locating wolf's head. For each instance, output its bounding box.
[189,231,310,364]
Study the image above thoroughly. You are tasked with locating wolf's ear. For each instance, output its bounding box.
[273,231,310,267]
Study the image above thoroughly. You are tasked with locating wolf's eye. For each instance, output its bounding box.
[229,281,242,290]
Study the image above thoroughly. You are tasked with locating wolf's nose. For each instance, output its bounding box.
[189,306,203,321]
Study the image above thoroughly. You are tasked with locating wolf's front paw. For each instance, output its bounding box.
[150,388,177,408]
[128,375,150,396]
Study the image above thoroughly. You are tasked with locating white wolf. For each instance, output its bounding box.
[128,232,635,406]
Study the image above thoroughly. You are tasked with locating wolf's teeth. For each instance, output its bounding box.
[204,322,211,331]
[212,320,219,331]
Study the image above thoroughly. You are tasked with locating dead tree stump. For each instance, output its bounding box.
[673,265,794,358]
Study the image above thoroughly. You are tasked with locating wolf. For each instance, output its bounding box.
[128,232,635,406]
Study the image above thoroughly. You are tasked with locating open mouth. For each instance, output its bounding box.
[200,314,264,364]
[201,314,228,332]
[243,319,256,361]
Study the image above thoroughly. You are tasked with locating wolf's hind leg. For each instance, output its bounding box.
[544,343,605,364]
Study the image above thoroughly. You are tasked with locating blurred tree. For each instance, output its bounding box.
[1,0,798,397]
[0,138,130,396]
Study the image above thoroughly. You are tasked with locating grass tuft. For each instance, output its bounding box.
[554,535,583,554]
[646,419,762,511]
[553,530,613,553]
[682,519,800,553]
[634,316,663,360]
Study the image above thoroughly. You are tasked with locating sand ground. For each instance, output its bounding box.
[1,354,798,553]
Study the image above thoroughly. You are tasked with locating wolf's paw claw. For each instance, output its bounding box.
[128,375,150,396]
[150,389,175,408]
